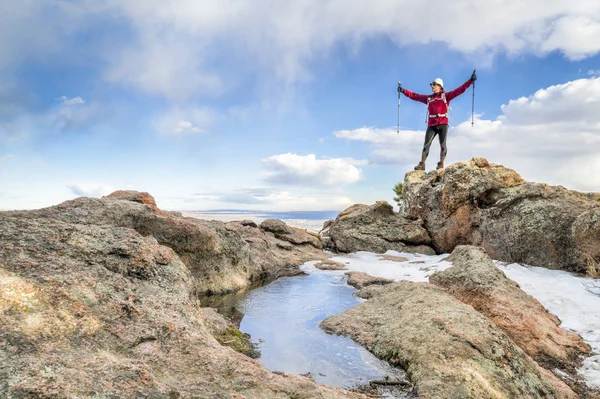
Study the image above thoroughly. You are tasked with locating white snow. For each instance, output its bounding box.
[302,250,600,389]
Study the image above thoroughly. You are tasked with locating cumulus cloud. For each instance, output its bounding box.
[262,153,365,186]
[67,183,115,198]
[336,77,600,191]
[2,1,600,99]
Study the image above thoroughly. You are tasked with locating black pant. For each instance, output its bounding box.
[421,124,448,162]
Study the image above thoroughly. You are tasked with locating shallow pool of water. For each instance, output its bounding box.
[205,264,407,392]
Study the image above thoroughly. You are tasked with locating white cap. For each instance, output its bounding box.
[431,78,444,88]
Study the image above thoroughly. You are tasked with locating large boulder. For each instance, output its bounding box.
[5,192,326,295]
[321,201,434,254]
[260,218,323,248]
[321,281,577,399]
[404,158,600,273]
[429,246,591,376]
[572,208,600,275]
[0,215,368,398]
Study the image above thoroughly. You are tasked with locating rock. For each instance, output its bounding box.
[572,208,600,276]
[315,260,346,270]
[403,158,600,273]
[260,219,323,249]
[344,272,393,289]
[227,220,328,281]
[320,281,577,399]
[0,214,368,398]
[430,246,591,376]
[240,220,259,228]
[5,192,325,295]
[200,308,259,358]
[102,190,161,212]
[322,201,435,255]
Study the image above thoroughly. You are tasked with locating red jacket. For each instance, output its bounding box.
[403,79,473,126]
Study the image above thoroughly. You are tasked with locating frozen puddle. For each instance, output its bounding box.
[236,269,407,391]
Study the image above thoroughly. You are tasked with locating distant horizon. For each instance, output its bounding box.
[181,209,342,221]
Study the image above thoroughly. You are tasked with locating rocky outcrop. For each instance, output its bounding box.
[260,219,322,248]
[429,246,591,374]
[6,192,325,295]
[323,158,600,273]
[404,158,600,273]
[321,201,435,254]
[321,281,577,399]
[0,214,368,398]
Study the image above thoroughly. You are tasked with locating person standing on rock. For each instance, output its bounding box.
[398,70,476,171]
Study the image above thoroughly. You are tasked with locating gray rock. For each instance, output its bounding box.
[321,281,576,399]
[344,272,393,289]
[430,246,591,377]
[322,201,434,254]
[260,218,323,249]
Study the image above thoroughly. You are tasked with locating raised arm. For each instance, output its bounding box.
[445,79,473,101]
[446,70,476,101]
[402,88,429,104]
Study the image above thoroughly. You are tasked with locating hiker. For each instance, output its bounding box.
[398,70,477,170]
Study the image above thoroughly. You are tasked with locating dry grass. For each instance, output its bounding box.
[585,255,599,278]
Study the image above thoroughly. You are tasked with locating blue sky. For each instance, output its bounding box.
[1,1,600,212]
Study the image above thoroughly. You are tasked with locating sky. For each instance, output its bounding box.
[1,0,600,212]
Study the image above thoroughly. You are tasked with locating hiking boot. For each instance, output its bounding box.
[436,161,444,170]
[414,162,425,171]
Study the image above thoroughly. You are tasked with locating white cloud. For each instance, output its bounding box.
[104,39,224,101]
[190,187,354,211]
[262,153,365,186]
[335,126,430,165]
[589,70,600,76]
[57,96,85,106]
[51,99,101,133]
[2,1,600,99]
[155,107,214,135]
[539,15,600,60]
[174,120,203,134]
[336,77,600,191]
[67,183,115,198]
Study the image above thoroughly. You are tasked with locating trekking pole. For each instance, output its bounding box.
[397,81,401,134]
[471,71,476,127]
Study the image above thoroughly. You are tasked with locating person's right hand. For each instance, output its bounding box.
[397,82,403,93]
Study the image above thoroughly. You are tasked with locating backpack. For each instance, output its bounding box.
[426,92,450,123]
